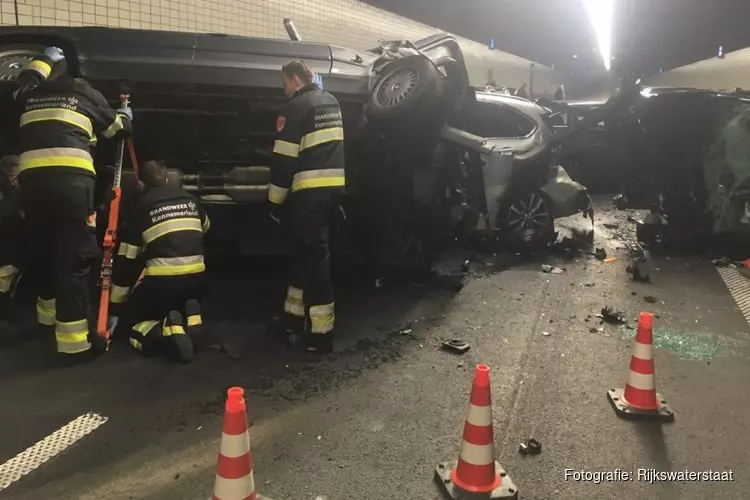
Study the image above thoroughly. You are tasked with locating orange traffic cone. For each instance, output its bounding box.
[435,365,518,499]
[608,312,674,421]
[213,387,274,500]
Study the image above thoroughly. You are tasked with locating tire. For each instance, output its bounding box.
[499,190,556,244]
[364,55,443,123]
[0,44,67,82]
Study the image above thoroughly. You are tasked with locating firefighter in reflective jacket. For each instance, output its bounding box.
[268,60,345,353]
[0,156,24,322]
[13,47,133,363]
[107,161,209,363]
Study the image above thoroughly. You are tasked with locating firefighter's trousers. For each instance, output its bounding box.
[282,190,337,336]
[117,273,206,353]
[21,173,99,355]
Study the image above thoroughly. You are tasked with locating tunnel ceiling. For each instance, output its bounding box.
[362,0,750,77]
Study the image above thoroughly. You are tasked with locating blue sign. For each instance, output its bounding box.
[489,38,495,50]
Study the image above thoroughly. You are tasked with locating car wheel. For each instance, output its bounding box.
[500,191,555,243]
[0,44,66,82]
[364,55,443,124]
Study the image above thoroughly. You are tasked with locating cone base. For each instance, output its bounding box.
[435,461,518,500]
[608,388,675,422]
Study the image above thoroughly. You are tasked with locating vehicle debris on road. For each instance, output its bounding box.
[541,264,565,274]
[601,306,626,324]
[441,338,471,354]
[594,248,607,260]
[518,438,542,455]
[644,295,657,304]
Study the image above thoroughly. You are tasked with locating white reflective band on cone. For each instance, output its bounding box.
[213,474,256,500]
[219,432,251,458]
[458,441,495,466]
[627,371,655,391]
[465,403,493,427]
[631,342,653,360]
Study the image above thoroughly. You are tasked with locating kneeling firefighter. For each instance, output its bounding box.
[107,161,209,363]
[12,47,133,364]
[0,156,24,322]
[268,60,345,353]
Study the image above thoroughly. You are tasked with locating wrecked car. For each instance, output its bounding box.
[602,87,750,250]
[0,23,591,274]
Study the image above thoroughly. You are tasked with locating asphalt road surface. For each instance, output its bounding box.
[1,202,748,500]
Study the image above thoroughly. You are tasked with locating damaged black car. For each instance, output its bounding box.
[0,22,592,275]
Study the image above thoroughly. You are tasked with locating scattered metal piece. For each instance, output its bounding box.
[601,306,626,324]
[625,242,651,282]
[594,248,607,260]
[627,214,637,222]
[603,257,617,263]
[542,331,551,337]
[585,282,595,287]
[400,328,413,335]
[518,438,542,455]
[442,338,470,354]
[541,264,564,274]
[644,295,657,304]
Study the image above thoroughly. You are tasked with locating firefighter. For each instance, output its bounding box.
[268,60,345,353]
[107,160,209,363]
[0,155,24,322]
[13,46,133,363]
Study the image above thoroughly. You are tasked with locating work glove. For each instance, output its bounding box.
[117,106,133,121]
[313,72,324,90]
[107,316,120,334]
[269,203,283,225]
[43,46,65,64]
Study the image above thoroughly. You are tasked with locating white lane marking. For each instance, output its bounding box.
[717,267,750,324]
[0,412,108,491]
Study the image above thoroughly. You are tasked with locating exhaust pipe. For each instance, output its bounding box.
[284,18,302,41]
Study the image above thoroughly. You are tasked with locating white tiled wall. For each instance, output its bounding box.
[0,0,557,92]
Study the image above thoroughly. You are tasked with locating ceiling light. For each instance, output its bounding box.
[583,0,614,71]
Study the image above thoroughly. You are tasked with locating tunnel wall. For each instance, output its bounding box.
[0,0,558,94]
[644,47,750,90]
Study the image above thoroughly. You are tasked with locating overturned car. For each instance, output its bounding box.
[0,22,591,274]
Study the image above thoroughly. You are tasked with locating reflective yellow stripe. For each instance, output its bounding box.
[284,286,305,318]
[129,338,143,351]
[309,302,335,334]
[162,319,186,337]
[117,242,141,259]
[36,297,56,326]
[55,319,90,354]
[202,215,211,233]
[27,60,51,79]
[19,147,95,174]
[142,218,203,245]
[110,284,131,304]
[187,315,202,327]
[144,255,205,276]
[291,168,346,192]
[299,127,344,151]
[273,140,300,158]
[20,108,93,137]
[268,184,289,205]
[0,265,19,293]
[102,115,124,139]
[133,320,160,335]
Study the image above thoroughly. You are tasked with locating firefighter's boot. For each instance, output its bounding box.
[165,310,193,363]
[184,299,204,350]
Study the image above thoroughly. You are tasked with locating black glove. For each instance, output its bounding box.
[269,203,283,225]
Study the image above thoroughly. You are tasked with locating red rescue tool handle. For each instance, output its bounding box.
[96,94,133,346]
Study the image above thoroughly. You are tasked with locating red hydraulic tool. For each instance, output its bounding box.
[96,94,141,347]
